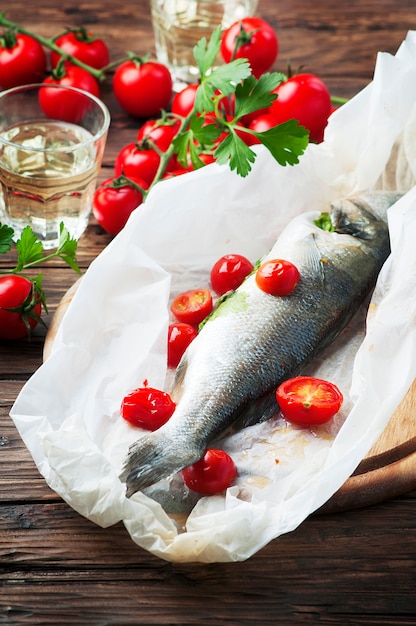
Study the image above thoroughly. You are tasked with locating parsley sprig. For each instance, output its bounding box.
[170,27,309,178]
[0,222,81,336]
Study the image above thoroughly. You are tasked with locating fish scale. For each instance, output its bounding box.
[120,190,402,497]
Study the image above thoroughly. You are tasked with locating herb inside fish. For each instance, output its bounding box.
[120,190,402,498]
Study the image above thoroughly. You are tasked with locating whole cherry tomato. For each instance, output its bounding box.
[51,28,110,70]
[171,83,199,117]
[92,176,148,236]
[210,253,253,295]
[114,142,160,185]
[0,32,47,89]
[182,448,237,495]
[167,322,198,368]
[220,17,279,78]
[42,62,100,96]
[0,275,42,340]
[113,58,172,118]
[121,386,176,430]
[170,288,213,327]
[39,63,101,123]
[276,376,343,426]
[249,113,280,134]
[255,259,300,296]
[137,118,181,152]
[269,73,332,143]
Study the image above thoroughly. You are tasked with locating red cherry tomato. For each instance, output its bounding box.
[113,59,172,118]
[269,73,332,143]
[39,64,101,124]
[114,142,160,185]
[137,118,181,152]
[171,83,199,117]
[0,33,47,89]
[220,17,278,78]
[249,113,280,134]
[167,322,198,368]
[50,28,110,70]
[92,176,148,236]
[121,386,176,430]
[41,62,100,96]
[276,376,343,426]
[255,259,300,296]
[0,275,42,340]
[182,448,237,495]
[210,253,253,295]
[170,288,213,326]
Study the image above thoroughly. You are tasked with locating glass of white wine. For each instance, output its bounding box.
[0,83,110,249]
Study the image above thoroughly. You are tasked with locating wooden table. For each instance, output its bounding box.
[1,1,416,623]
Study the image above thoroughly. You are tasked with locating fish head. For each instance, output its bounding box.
[330,191,402,240]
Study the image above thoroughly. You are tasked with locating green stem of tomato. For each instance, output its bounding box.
[0,12,105,80]
[144,110,196,196]
[331,95,348,106]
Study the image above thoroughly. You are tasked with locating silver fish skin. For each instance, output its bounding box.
[120,190,401,497]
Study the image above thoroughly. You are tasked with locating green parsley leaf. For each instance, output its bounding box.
[0,222,14,254]
[193,27,251,113]
[313,212,335,232]
[193,26,222,77]
[249,119,309,166]
[55,223,81,274]
[172,129,194,167]
[234,73,285,119]
[214,131,256,177]
[15,225,44,271]
[190,115,223,145]
[195,58,251,113]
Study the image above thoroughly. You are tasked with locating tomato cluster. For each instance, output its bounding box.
[0,17,336,237]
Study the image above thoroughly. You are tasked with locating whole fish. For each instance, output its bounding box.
[120,190,402,497]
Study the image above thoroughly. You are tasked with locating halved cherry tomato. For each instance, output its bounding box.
[182,448,237,495]
[170,288,213,326]
[168,322,198,368]
[210,253,253,295]
[255,259,300,296]
[276,376,343,426]
[121,386,176,430]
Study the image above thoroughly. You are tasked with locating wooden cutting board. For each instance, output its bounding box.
[43,280,416,514]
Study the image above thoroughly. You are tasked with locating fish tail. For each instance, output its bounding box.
[119,431,203,498]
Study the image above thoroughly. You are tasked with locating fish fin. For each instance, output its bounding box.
[218,390,280,436]
[295,232,326,286]
[119,431,202,497]
[169,353,188,401]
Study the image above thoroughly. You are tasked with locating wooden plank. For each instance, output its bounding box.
[1,498,416,624]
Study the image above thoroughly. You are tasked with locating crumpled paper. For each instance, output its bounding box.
[10,31,416,563]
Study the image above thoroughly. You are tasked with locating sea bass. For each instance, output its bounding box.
[120,190,402,497]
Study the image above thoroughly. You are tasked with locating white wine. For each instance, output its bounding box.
[0,121,98,248]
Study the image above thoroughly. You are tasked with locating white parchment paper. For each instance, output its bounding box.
[10,31,416,563]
